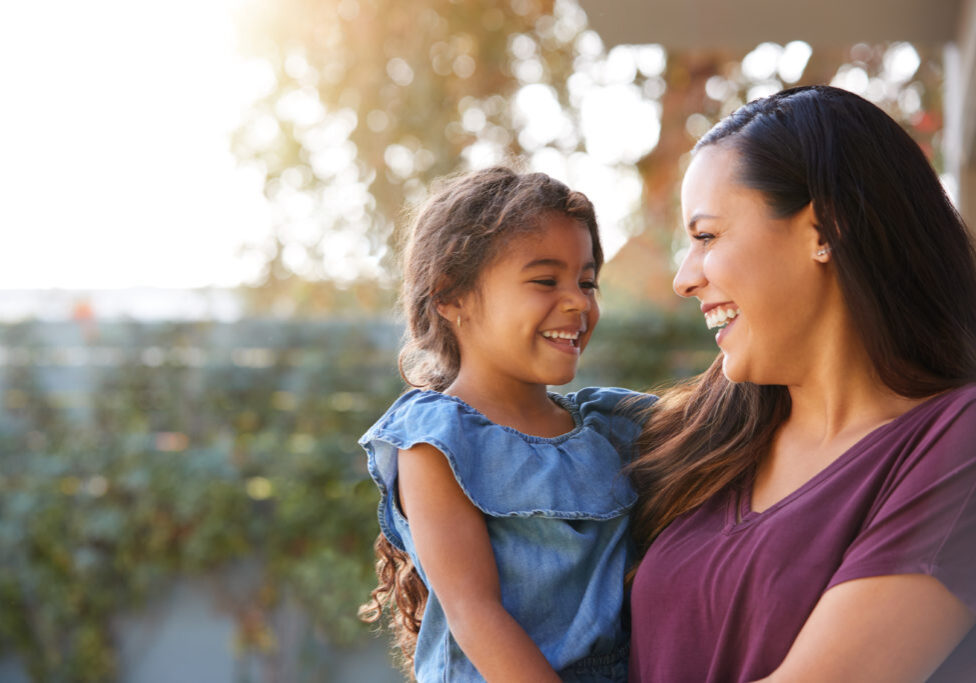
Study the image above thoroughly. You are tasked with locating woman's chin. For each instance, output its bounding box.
[720,355,749,384]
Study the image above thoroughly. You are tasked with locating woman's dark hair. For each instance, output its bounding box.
[629,85,976,550]
[359,166,602,674]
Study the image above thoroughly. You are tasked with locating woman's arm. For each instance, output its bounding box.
[398,443,561,683]
[754,574,975,682]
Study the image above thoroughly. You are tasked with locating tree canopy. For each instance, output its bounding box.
[233,0,944,314]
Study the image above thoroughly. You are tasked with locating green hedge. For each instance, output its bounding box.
[0,314,713,681]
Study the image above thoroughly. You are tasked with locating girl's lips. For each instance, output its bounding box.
[541,333,581,355]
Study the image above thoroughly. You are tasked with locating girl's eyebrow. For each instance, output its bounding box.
[522,258,597,271]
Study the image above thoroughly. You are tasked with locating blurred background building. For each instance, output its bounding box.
[581,0,976,236]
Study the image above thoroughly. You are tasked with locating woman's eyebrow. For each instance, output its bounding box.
[687,212,718,230]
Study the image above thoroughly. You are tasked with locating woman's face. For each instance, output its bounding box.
[674,144,832,385]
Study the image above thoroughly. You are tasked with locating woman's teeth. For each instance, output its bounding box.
[705,307,739,329]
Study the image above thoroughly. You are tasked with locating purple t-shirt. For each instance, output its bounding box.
[630,384,976,683]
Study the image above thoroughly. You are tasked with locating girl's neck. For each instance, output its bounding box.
[445,374,574,438]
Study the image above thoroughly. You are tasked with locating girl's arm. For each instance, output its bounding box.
[398,443,561,683]
[753,574,975,682]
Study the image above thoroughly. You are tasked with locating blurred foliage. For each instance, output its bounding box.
[232,0,945,315]
[638,40,945,239]
[0,320,399,681]
[233,0,590,311]
[0,313,713,681]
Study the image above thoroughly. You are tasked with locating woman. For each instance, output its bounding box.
[628,85,976,682]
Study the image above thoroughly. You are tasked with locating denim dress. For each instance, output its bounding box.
[360,386,654,682]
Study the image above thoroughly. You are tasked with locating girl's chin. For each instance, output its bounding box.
[544,365,579,387]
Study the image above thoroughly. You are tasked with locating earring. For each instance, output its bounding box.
[456,315,462,329]
[817,246,831,257]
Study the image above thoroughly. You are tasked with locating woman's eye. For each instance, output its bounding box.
[692,232,715,244]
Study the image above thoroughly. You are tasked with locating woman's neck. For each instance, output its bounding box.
[785,335,923,444]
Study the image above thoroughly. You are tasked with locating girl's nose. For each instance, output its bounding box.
[673,249,705,298]
[562,285,591,312]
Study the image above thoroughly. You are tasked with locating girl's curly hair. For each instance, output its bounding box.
[359,166,601,674]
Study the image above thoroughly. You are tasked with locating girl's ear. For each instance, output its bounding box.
[435,293,462,325]
[435,300,459,322]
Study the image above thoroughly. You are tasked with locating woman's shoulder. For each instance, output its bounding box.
[935,382,976,411]
[899,382,976,436]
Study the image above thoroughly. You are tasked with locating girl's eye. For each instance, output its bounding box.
[581,280,599,291]
[531,279,557,287]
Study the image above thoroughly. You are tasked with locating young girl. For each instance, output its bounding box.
[358,167,651,682]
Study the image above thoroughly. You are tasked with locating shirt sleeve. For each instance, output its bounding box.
[827,395,976,613]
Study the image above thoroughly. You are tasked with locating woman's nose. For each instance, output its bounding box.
[673,249,705,298]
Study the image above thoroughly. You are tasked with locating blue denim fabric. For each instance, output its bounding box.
[360,387,654,682]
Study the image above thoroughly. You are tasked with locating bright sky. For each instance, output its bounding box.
[0,0,649,291]
[0,1,833,291]
[0,0,271,289]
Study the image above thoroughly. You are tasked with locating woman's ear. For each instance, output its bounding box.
[798,203,831,263]
[813,240,832,263]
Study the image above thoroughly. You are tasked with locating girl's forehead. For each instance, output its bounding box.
[492,216,595,265]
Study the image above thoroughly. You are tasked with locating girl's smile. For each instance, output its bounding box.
[541,326,586,354]
[445,213,600,390]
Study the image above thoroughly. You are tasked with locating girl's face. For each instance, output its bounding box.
[452,213,600,389]
[674,144,831,385]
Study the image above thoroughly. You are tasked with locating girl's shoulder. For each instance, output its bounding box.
[360,389,497,448]
[360,387,655,520]
[361,387,655,448]
[563,386,657,430]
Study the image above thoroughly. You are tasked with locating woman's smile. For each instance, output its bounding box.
[674,145,829,385]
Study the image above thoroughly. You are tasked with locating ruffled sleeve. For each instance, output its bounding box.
[568,386,656,464]
[360,388,654,551]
